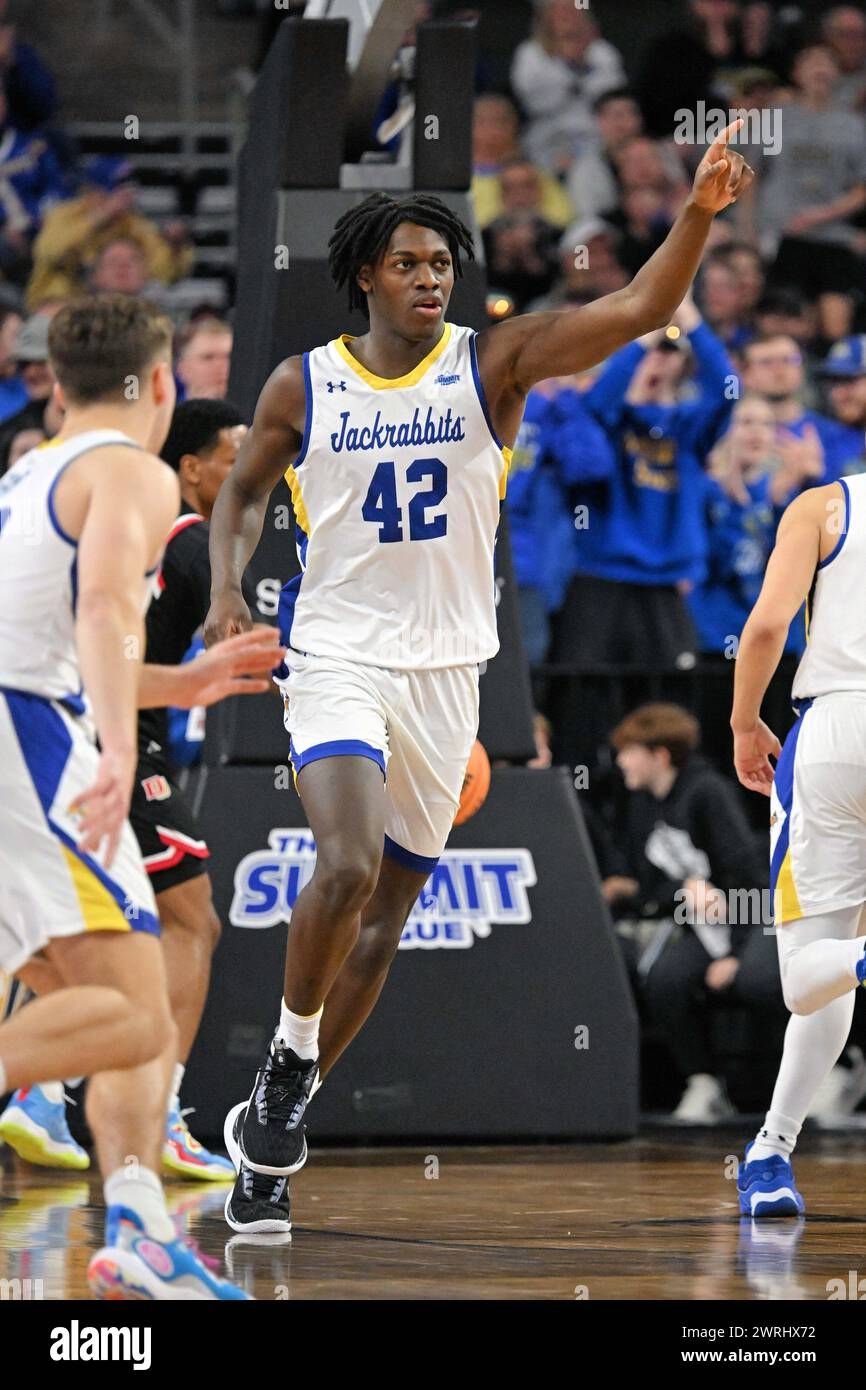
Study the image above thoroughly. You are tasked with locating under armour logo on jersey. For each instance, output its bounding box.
[326,380,347,393]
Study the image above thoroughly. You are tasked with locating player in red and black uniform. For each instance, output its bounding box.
[131,398,249,1179]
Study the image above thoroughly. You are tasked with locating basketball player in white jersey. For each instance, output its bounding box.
[0,295,282,1297]
[733,472,866,1217]
[205,126,752,1234]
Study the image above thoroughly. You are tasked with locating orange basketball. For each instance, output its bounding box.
[453,739,491,826]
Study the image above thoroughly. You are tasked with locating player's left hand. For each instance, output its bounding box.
[733,719,781,795]
[174,626,286,708]
[691,119,754,214]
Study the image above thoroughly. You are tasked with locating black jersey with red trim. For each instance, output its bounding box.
[138,508,210,757]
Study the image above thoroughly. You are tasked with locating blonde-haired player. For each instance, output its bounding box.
[0,294,281,1297]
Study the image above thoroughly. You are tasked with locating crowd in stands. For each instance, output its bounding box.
[487,4,866,773]
[0,1,228,474]
[473,0,866,1120]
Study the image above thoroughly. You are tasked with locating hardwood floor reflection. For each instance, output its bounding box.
[2,1131,864,1300]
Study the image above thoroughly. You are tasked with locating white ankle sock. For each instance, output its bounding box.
[170,1062,185,1112]
[0,1057,6,1095]
[104,1165,174,1241]
[750,1111,799,1162]
[39,1080,64,1104]
[276,999,322,1061]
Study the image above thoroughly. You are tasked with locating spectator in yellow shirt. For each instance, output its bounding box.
[471,94,574,232]
[26,155,193,310]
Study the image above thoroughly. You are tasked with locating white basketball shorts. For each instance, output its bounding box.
[770,691,866,925]
[274,648,480,870]
[0,688,159,973]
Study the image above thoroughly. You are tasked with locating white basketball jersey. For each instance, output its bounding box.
[279,323,511,670]
[792,475,866,699]
[0,429,145,710]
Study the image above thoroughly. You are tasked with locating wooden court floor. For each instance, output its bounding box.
[2,1129,865,1300]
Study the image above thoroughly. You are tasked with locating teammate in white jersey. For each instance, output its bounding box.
[205,129,752,1233]
[0,295,282,1298]
[733,475,866,1217]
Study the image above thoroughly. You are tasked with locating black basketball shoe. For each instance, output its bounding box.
[224,1164,292,1236]
[236,1042,318,1176]
[223,1102,292,1236]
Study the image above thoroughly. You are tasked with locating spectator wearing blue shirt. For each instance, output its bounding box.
[0,2,56,132]
[816,334,866,475]
[507,377,615,665]
[551,293,736,672]
[0,85,63,282]
[686,392,812,785]
[0,302,23,422]
[741,332,861,484]
[688,394,806,657]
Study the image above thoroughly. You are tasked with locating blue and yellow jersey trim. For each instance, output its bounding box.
[284,352,314,543]
[769,708,808,924]
[284,464,311,537]
[499,445,512,501]
[333,323,453,390]
[803,478,851,644]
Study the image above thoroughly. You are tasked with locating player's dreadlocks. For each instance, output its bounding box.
[328,192,475,317]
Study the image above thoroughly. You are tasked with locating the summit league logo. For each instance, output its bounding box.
[230,830,537,949]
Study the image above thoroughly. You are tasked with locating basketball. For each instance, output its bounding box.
[454,739,491,826]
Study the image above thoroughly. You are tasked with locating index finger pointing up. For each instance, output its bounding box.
[706,116,743,161]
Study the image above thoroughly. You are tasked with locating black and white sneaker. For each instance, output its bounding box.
[223,1103,292,1236]
[224,1164,292,1236]
[236,1042,318,1177]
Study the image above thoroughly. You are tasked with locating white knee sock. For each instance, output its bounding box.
[276,999,322,1061]
[104,1165,174,1241]
[752,987,857,1161]
[751,907,864,1161]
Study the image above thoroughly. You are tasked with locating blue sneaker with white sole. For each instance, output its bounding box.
[737,1141,805,1218]
[87,1206,252,1300]
[0,1085,89,1170]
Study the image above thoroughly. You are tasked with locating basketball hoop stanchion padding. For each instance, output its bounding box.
[228,17,350,421]
[184,765,639,1141]
[228,13,482,420]
[412,20,476,190]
